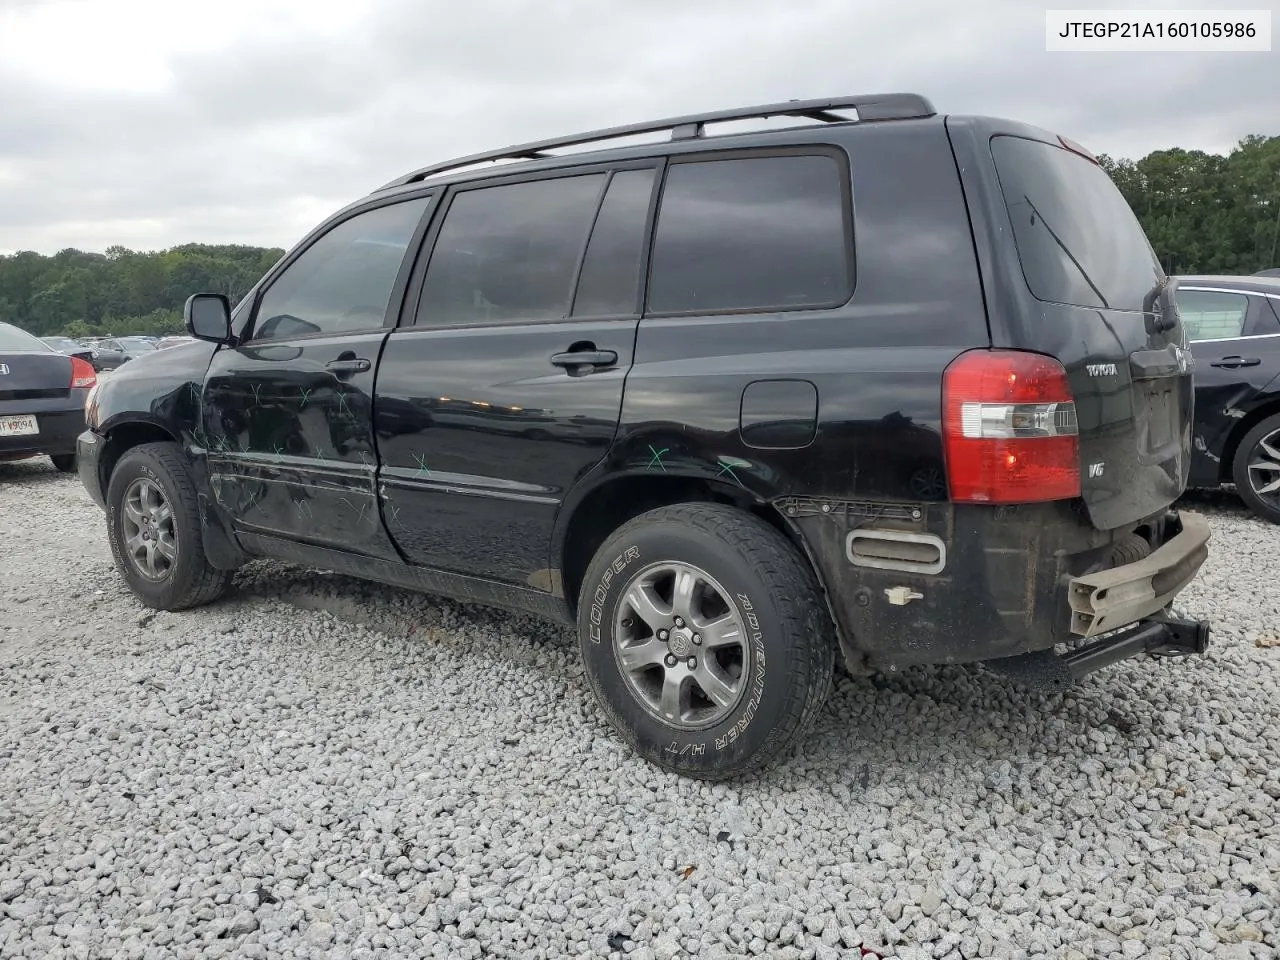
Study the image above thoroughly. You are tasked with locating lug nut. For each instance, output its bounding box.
[687,657,697,669]
[657,629,669,641]
[673,616,685,628]
[665,654,678,668]
[692,633,702,645]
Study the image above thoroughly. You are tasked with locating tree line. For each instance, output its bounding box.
[1098,134,1279,276]
[0,133,1276,339]
[0,244,283,338]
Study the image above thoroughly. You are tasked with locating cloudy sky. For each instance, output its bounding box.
[0,0,1274,255]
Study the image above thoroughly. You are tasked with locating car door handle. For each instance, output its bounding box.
[1209,356,1260,368]
[550,349,617,371]
[326,358,370,374]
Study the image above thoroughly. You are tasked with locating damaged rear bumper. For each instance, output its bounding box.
[986,510,1213,690]
[1067,511,1210,637]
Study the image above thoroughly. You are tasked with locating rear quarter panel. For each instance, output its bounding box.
[601,120,989,512]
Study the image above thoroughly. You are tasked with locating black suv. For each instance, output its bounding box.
[78,94,1212,779]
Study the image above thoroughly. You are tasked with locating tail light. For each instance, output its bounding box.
[70,356,97,390]
[943,350,1080,503]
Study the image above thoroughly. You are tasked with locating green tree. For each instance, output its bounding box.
[0,242,284,337]
[1103,134,1280,275]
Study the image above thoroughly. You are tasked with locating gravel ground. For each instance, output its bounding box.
[1,460,1277,960]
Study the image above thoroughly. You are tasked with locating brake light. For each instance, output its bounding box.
[943,350,1080,503]
[70,356,97,390]
[1058,134,1099,165]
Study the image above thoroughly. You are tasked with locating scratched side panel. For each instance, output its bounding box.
[201,332,402,561]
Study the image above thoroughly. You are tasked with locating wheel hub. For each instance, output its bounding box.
[666,627,694,659]
[611,560,750,730]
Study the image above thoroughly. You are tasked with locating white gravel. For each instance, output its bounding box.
[1,460,1277,960]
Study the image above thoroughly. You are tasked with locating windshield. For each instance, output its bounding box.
[991,135,1164,312]
[0,323,51,352]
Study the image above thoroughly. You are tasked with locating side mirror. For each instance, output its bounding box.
[185,293,234,344]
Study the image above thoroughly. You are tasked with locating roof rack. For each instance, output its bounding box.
[378,93,935,190]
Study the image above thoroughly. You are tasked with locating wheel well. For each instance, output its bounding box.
[99,422,178,495]
[1219,399,1280,482]
[559,475,803,615]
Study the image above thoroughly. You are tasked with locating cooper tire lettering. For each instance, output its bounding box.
[588,545,641,644]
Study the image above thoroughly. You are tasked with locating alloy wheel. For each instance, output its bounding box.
[1247,428,1280,507]
[121,477,177,580]
[612,561,750,730]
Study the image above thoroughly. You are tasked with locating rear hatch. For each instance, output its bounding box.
[984,132,1191,530]
[0,326,72,406]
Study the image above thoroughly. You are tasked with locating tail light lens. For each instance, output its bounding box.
[70,356,97,390]
[943,350,1080,503]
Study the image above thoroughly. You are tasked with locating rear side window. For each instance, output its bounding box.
[647,154,851,315]
[572,169,656,317]
[0,324,49,352]
[418,174,606,327]
[1176,290,1248,341]
[991,135,1163,311]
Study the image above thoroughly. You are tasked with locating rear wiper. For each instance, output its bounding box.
[1021,193,1109,309]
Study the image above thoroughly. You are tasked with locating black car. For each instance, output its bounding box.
[0,322,95,471]
[76,94,1211,778]
[1178,275,1280,522]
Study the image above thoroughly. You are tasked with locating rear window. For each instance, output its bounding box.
[991,135,1163,311]
[0,324,49,352]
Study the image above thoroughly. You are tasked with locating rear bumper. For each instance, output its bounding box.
[77,430,106,508]
[1067,511,1210,636]
[787,498,1210,673]
[0,407,84,460]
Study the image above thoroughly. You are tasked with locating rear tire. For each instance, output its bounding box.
[1232,413,1280,524]
[577,503,834,780]
[50,454,76,473]
[106,442,231,610]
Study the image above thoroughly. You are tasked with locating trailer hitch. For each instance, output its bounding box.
[983,615,1212,693]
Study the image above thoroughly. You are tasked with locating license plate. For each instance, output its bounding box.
[0,415,38,437]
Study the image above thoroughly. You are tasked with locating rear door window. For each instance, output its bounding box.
[417,174,606,328]
[991,135,1163,311]
[647,154,852,315]
[1176,290,1249,341]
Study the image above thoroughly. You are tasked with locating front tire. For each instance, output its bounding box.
[1232,414,1280,524]
[50,453,76,473]
[577,503,834,780]
[106,442,231,610]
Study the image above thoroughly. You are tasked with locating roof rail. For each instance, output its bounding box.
[378,93,935,190]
